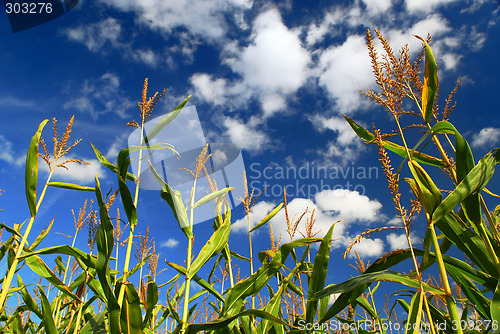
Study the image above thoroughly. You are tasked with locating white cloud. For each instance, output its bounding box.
[100,0,252,41]
[348,238,385,258]
[268,189,383,248]
[0,135,23,166]
[63,73,134,120]
[405,0,459,14]
[318,34,375,114]
[161,238,180,248]
[386,232,421,250]
[232,201,276,233]
[315,189,382,223]
[65,18,122,52]
[223,117,268,151]
[361,0,392,15]
[472,127,500,148]
[40,158,104,184]
[192,8,311,117]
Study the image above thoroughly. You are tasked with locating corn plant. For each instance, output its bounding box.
[313,30,500,334]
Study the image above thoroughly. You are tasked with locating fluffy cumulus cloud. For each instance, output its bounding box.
[192,8,311,116]
[161,238,180,248]
[63,73,134,120]
[386,232,421,250]
[233,189,385,256]
[348,238,385,258]
[472,127,500,148]
[405,0,460,14]
[223,117,268,151]
[317,35,375,114]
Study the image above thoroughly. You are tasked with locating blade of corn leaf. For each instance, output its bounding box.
[78,311,107,334]
[94,175,121,334]
[258,284,286,333]
[166,261,224,302]
[29,216,54,251]
[407,161,442,215]
[118,282,144,334]
[314,270,444,300]
[37,284,57,334]
[491,280,500,334]
[250,203,283,232]
[24,254,80,301]
[144,95,190,145]
[306,224,335,324]
[149,162,193,238]
[432,149,500,225]
[355,296,377,319]
[117,148,138,227]
[47,182,95,191]
[184,309,292,334]
[17,275,42,319]
[143,276,159,330]
[25,119,48,217]
[91,143,137,182]
[187,216,230,279]
[446,265,490,320]
[343,115,446,167]
[405,291,423,334]
[21,245,97,270]
[116,254,152,283]
[430,121,480,223]
[193,187,233,209]
[415,35,438,123]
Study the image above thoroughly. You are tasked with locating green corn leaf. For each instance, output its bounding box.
[29,216,54,251]
[166,261,224,302]
[407,161,442,215]
[258,284,286,333]
[118,282,144,334]
[415,35,438,123]
[250,203,283,232]
[306,223,335,324]
[405,291,423,334]
[78,311,107,334]
[149,162,193,238]
[117,148,138,227]
[314,270,444,300]
[37,284,57,334]
[193,187,233,209]
[94,175,121,333]
[343,115,446,167]
[46,182,95,191]
[432,149,500,225]
[184,309,292,334]
[17,275,42,319]
[91,143,137,182]
[492,280,500,334]
[188,216,230,279]
[24,254,80,301]
[446,265,490,320]
[25,119,48,217]
[144,95,190,145]
[21,245,97,269]
[142,276,159,330]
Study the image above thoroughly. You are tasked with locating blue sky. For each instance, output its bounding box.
[0,0,499,299]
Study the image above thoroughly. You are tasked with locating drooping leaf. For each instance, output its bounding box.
[343,115,446,167]
[47,182,95,191]
[250,203,283,232]
[91,143,136,182]
[193,187,233,209]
